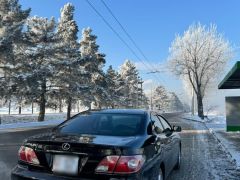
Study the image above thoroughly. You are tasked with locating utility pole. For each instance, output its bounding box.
[191,87,195,115]
[150,85,153,110]
[138,78,144,108]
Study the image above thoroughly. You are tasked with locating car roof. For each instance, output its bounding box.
[84,109,149,115]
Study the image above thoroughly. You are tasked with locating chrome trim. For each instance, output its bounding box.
[45,149,88,155]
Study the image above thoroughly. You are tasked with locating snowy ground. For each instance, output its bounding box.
[0,113,67,124]
[183,113,240,168]
[0,113,69,132]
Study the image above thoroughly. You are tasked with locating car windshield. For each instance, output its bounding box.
[55,113,146,136]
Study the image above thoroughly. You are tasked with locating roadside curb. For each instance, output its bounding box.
[204,124,239,169]
[182,117,205,123]
[182,117,239,169]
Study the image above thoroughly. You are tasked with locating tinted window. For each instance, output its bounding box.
[56,113,146,136]
[158,116,171,130]
[151,114,164,131]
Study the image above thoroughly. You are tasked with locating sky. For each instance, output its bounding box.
[19,0,240,111]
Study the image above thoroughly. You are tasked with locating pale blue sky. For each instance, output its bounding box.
[19,0,240,99]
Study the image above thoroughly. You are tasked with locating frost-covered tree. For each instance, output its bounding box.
[168,23,232,119]
[54,3,88,119]
[106,65,126,108]
[152,85,169,111]
[168,92,183,111]
[120,60,139,108]
[141,93,149,109]
[80,28,107,109]
[0,0,30,107]
[20,16,56,121]
[0,0,30,63]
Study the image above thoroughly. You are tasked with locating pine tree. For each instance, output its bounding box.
[106,65,125,108]
[168,92,183,111]
[119,60,139,108]
[0,0,30,108]
[20,16,56,121]
[80,28,107,109]
[54,3,88,119]
[152,85,170,111]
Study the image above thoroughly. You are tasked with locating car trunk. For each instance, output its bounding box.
[24,133,138,177]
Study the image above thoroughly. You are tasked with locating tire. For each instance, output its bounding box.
[174,148,181,170]
[158,167,164,180]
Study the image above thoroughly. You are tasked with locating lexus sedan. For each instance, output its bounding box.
[11,109,182,180]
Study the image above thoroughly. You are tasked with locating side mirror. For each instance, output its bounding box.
[154,126,163,134]
[173,126,182,132]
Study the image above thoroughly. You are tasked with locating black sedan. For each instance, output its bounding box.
[11,109,182,180]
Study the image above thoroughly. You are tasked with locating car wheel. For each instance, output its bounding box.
[174,148,181,170]
[158,167,163,180]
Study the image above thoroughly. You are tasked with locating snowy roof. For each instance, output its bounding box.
[218,61,240,89]
[82,109,148,115]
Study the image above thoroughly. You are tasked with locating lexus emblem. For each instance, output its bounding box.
[62,143,71,151]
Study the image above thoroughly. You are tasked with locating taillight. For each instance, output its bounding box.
[95,155,145,174]
[18,146,40,165]
[114,155,145,173]
[95,156,119,173]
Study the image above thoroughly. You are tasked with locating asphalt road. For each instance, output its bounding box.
[0,127,52,180]
[0,113,240,180]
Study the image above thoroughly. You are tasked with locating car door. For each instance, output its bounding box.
[150,113,174,172]
[158,115,179,171]
[141,113,165,180]
[150,114,164,155]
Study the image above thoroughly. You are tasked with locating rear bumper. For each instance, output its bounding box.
[11,165,140,180]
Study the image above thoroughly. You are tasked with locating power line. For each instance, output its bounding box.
[100,0,166,83]
[85,0,142,61]
[85,0,165,85]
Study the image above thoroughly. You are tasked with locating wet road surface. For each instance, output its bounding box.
[167,115,240,180]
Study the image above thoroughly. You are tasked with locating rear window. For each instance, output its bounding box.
[55,113,146,136]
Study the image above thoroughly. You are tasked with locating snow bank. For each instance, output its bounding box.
[0,113,69,131]
[0,113,67,125]
[0,119,64,130]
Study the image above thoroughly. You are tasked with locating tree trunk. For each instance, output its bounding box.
[38,82,46,122]
[67,98,72,120]
[8,100,11,115]
[59,98,63,113]
[18,97,22,115]
[32,102,34,114]
[18,106,21,114]
[196,93,204,119]
[77,101,80,112]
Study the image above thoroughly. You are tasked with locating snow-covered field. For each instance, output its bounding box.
[0,113,68,131]
[0,113,67,124]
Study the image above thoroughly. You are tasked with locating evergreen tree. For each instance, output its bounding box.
[80,28,107,109]
[120,60,139,108]
[0,0,30,107]
[106,65,126,108]
[152,85,170,111]
[54,3,88,119]
[141,93,149,109]
[21,16,56,121]
[168,92,183,111]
